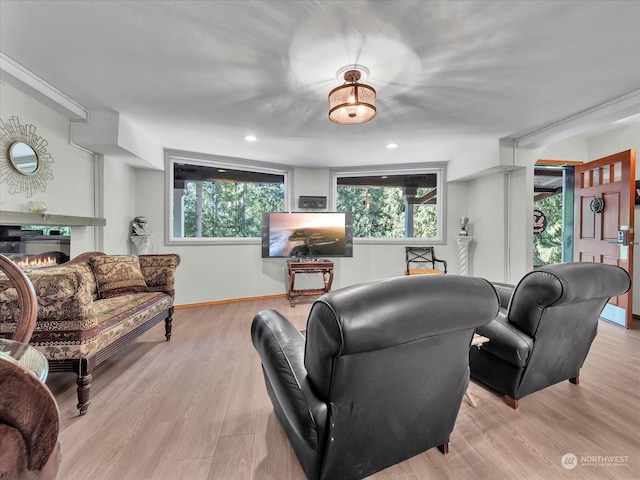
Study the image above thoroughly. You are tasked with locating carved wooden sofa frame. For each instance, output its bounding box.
[0,251,180,415]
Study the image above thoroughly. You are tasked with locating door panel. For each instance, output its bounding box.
[574,150,635,328]
[580,196,596,238]
[602,192,620,239]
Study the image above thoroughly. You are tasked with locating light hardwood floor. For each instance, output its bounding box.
[47,297,640,480]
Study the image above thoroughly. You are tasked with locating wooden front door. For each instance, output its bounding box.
[574,150,636,328]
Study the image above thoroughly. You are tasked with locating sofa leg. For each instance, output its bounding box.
[165,316,172,341]
[76,372,93,416]
[569,376,579,385]
[74,358,95,416]
[504,395,518,410]
[437,443,449,455]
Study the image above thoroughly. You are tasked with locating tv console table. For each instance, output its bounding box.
[286,259,334,307]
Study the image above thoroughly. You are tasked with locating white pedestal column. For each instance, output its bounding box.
[130,235,154,255]
[454,236,473,276]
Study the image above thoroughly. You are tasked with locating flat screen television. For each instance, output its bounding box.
[261,212,353,258]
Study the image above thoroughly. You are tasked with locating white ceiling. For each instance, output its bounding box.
[1,0,639,168]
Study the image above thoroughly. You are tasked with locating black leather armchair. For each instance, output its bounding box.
[251,274,500,480]
[469,262,631,409]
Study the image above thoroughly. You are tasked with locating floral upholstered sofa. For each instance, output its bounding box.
[0,251,180,415]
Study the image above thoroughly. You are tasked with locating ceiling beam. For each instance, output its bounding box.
[514,90,640,149]
[0,52,88,121]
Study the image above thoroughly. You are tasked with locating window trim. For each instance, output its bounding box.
[330,163,447,244]
[165,149,293,245]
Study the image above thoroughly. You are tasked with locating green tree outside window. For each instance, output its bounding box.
[534,194,563,265]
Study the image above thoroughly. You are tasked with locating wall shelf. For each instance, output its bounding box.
[0,211,106,227]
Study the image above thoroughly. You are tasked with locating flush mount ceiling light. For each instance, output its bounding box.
[328,67,376,125]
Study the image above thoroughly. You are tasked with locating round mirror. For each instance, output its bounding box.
[0,117,54,196]
[9,141,39,175]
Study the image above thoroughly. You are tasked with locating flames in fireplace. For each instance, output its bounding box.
[13,255,59,268]
[0,226,71,268]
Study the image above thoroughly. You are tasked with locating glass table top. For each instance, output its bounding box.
[0,338,48,381]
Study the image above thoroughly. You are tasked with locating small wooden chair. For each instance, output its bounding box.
[404,246,447,275]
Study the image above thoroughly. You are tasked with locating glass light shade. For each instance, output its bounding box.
[328,83,376,125]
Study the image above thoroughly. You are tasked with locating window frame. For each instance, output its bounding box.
[330,163,447,244]
[165,149,293,245]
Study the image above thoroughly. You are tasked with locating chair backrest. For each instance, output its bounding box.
[508,263,631,337]
[304,274,499,479]
[507,262,631,396]
[0,254,38,344]
[405,246,445,274]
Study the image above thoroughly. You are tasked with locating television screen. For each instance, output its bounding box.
[261,212,353,258]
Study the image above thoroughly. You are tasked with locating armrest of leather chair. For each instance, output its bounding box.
[491,282,514,310]
[475,314,533,368]
[251,309,328,450]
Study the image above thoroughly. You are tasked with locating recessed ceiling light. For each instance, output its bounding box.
[245,135,257,142]
[386,143,399,149]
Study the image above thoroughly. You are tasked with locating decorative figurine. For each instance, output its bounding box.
[132,216,150,236]
[459,216,469,236]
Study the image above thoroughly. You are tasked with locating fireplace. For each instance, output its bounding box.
[0,226,70,267]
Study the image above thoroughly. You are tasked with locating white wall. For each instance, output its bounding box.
[587,123,639,162]
[293,167,330,204]
[465,173,508,282]
[0,83,99,255]
[102,156,138,254]
[534,136,589,161]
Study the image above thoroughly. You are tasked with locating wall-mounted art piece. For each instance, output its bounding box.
[0,116,54,197]
[533,208,547,234]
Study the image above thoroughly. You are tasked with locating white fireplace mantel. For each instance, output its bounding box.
[0,210,106,227]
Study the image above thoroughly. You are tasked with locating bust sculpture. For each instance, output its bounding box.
[132,216,150,236]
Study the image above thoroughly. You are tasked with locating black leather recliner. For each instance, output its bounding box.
[469,262,631,409]
[251,274,500,480]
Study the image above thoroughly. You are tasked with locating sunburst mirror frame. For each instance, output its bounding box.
[0,116,54,197]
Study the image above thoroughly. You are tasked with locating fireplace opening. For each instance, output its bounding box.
[0,226,71,267]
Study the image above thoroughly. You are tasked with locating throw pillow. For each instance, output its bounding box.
[90,255,148,299]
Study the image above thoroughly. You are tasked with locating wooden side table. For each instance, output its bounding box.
[286,259,334,307]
